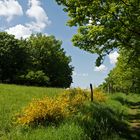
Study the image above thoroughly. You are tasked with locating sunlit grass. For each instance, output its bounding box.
[0,84,64,139]
[0,84,139,140]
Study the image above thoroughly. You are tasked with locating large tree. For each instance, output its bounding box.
[0,32,30,83]
[28,34,73,88]
[56,0,140,66]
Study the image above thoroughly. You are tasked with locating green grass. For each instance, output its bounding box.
[0,84,140,140]
[0,84,64,140]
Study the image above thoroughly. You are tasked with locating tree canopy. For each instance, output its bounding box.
[0,32,29,83]
[0,32,73,88]
[56,0,140,66]
[100,49,140,93]
[28,34,73,88]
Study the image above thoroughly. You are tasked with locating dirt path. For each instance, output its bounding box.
[127,103,140,139]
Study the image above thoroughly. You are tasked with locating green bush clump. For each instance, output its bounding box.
[19,71,50,86]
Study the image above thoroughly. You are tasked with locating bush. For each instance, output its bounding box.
[60,88,89,111]
[94,88,107,102]
[16,88,89,126]
[16,88,107,126]
[16,97,69,126]
[19,71,50,86]
[73,101,128,140]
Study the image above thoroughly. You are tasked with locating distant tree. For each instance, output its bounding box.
[100,49,140,93]
[0,32,73,87]
[28,34,73,88]
[56,0,140,66]
[0,32,30,83]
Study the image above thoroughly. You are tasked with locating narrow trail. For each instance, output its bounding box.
[127,102,140,139]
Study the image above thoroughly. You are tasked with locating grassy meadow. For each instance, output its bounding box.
[0,84,140,140]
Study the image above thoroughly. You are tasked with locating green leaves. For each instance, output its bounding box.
[28,34,73,88]
[101,49,140,93]
[20,71,50,86]
[56,0,140,65]
[0,32,73,88]
[0,32,29,83]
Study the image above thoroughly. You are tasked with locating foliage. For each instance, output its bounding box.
[16,88,89,126]
[0,32,73,87]
[61,88,90,109]
[0,32,30,83]
[16,88,107,126]
[100,49,140,93]
[16,97,69,125]
[74,102,127,140]
[94,88,107,102]
[19,70,50,86]
[28,34,73,88]
[56,0,140,66]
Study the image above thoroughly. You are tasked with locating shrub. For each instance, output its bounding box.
[16,97,69,126]
[16,88,107,126]
[60,88,90,111]
[19,70,50,86]
[16,88,89,126]
[94,88,107,102]
[74,101,127,140]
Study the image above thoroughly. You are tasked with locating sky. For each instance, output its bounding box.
[0,0,119,88]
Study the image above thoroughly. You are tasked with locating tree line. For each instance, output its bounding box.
[0,32,73,88]
[100,49,140,93]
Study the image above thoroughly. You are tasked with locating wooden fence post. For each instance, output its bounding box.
[90,83,93,102]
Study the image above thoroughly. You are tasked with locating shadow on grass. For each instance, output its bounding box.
[114,96,140,140]
[72,102,140,140]
[127,125,140,140]
[125,101,140,107]
[124,112,140,139]
[114,96,140,107]
[127,113,140,121]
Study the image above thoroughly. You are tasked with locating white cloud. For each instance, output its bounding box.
[73,71,77,76]
[94,64,108,72]
[87,19,93,26]
[108,51,119,64]
[5,24,32,39]
[26,0,51,31]
[73,71,88,77]
[0,0,23,21]
[5,0,51,39]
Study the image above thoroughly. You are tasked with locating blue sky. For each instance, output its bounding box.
[0,0,119,88]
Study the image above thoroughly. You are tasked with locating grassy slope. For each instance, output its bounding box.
[0,84,140,140]
[0,84,65,140]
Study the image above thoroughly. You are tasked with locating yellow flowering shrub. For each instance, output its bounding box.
[94,88,107,102]
[61,88,89,105]
[16,88,106,126]
[17,97,69,125]
[60,88,90,112]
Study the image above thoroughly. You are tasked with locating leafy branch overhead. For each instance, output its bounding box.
[56,0,140,66]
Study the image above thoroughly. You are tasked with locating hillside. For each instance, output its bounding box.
[0,84,140,140]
